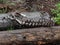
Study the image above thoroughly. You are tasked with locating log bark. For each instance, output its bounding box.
[0,26,60,45]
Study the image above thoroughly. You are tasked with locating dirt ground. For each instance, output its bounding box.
[0,26,60,45]
[0,0,60,14]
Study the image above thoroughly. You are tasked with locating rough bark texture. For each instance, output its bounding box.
[0,26,60,45]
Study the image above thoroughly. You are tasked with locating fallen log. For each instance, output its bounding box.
[0,26,60,45]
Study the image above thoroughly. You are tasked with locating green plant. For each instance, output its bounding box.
[7,26,14,31]
[51,2,60,25]
[0,0,6,3]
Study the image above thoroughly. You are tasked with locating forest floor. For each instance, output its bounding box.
[0,26,60,45]
[0,0,60,45]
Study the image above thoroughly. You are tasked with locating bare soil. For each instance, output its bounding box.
[0,26,60,45]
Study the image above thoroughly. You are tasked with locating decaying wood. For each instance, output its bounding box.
[0,26,60,45]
